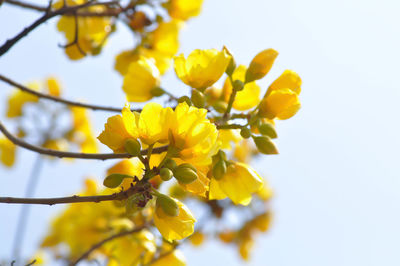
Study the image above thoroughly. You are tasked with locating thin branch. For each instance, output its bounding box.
[0,121,169,160]
[0,1,121,56]
[58,13,87,56]
[216,124,243,129]
[0,183,141,205]
[0,74,140,112]
[70,224,150,266]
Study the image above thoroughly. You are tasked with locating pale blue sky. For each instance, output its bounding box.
[1,0,400,265]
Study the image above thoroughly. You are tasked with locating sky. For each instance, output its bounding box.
[1,0,400,265]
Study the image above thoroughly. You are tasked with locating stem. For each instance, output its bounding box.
[216,124,243,130]
[11,155,44,264]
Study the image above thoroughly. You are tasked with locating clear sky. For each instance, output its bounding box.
[1,0,400,265]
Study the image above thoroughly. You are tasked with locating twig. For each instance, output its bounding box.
[216,124,242,129]
[58,13,86,56]
[0,74,140,112]
[70,224,150,266]
[0,1,120,56]
[0,183,141,205]
[0,121,169,160]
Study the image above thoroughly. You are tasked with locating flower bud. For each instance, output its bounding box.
[232,80,244,91]
[103,173,133,188]
[150,87,165,97]
[191,89,206,108]
[213,160,227,180]
[163,158,177,170]
[224,46,236,76]
[253,136,278,155]
[245,49,279,83]
[160,168,173,181]
[213,101,228,113]
[240,127,251,139]
[173,164,198,184]
[178,96,192,105]
[258,123,277,139]
[124,138,141,156]
[156,194,179,217]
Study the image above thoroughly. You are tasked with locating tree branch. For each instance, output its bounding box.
[0,74,140,112]
[0,183,141,205]
[0,121,169,160]
[70,224,150,266]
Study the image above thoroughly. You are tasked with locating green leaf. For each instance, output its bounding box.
[103,173,134,188]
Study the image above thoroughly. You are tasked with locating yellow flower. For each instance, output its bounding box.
[70,107,98,153]
[218,129,241,150]
[106,159,144,190]
[0,137,16,167]
[245,49,278,82]
[233,139,254,163]
[123,57,161,102]
[174,49,231,90]
[114,50,139,76]
[154,198,196,242]
[239,236,254,261]
[209,162,263,205]
[266,69,302,96]
[259,88,301,120]
[168,0,204,20]
[105,230,156,266]
[223,65,261,110]
[151,20,182,56]
[151,250,186,266]
[56,0,111,60]
[6,82,39,118]
[46,77,62,97]
[98,105,140,152]
[189,231,205,246]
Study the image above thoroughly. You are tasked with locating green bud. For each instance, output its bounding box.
[91,45,102,56]
[103,173,133,188]
[178,96,192,105]
[191,90,206,108]
[258,123,277,139]
[177,163,197,173]
[213,101,228,113]
[156,194,179,217]
[253,136,279,155]
[124,138,141,156]
[213,160,227,180]
[163,158,177,170]
[150,87,165,97]
[248,115,261,127]
[160,168,173,181]
[173,164,198,184]
[240,127,251,139]
[232,80,244,91]
[223,46,236,76]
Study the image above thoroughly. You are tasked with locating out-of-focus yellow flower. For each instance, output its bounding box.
[189,231,205,246]
[251,212,271,232]
[256,182,273,201]
[27,251,46,265]
[154,198,196,242]
[238,236,254,261]
[140,48,173,75]
[98,105,139,152]
[123,57,161,102]
[6,82,39,118]
[46,77,62,97]
[245,49,278,82]
[151,249,186,266]
[42,139,68,151]
[209,162,263,205]
[105,230,156,266]
[55,0,111,60]
[138,103,173,145]
[106,159,144,190]
[114,50,139,76]
[223,65,261,110]
[266,69,302,96]
[151,20,182,56]
[259,88,301,120]
[174,49,231,90]
[70,107,98,153]
[233,139,254,163]
[218,129,241,150]
[0,137,16,167]
[168,0,203,20]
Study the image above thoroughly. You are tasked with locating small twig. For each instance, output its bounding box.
[70,224,150,266]
[216,124,243,129]
[25,259,37,266]
[0,183,140,205]
[58,13,86,56]
[0,121,169,160]
[0,74,141,112]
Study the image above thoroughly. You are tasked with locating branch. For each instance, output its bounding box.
[0,121,169,160]
[0,1,121,56]
[70,224,150,266]
[0,74,140,112]
[0,183,141,205]
[216,124,243,129]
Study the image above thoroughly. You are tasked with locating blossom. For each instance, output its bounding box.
[209,162,263,205]
[266,69,302,96]
[154,198,196,242]
[245,49,278,82]
[97,105,140,153]
[174,49,231,90]
[168,0,204,21]
[123,57,161,102]
[151,250,186,266]
[0,137,16,167]
[259,88,301,120]
[6,82,39,118]
[70,107,98,153]
[223,65,261,110]
[151,20,182,57]
[46,77,62,97]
